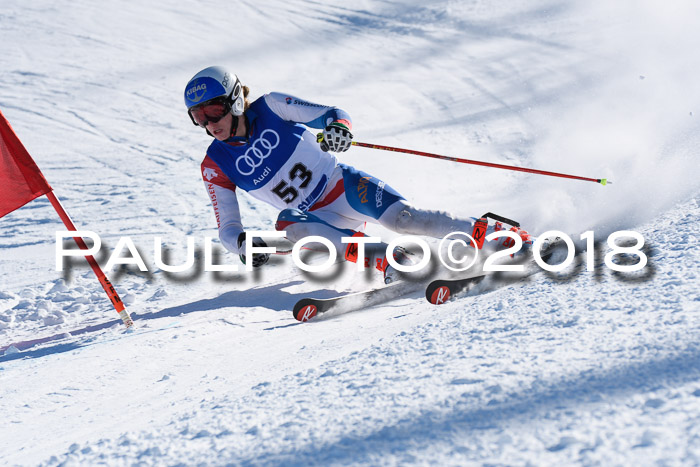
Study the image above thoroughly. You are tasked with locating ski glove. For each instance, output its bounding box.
[237,233,270,268]
[319,121,353,152]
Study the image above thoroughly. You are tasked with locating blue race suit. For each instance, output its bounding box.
[201,93,404,260]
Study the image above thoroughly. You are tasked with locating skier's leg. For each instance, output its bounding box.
[379,200,534,253]
[311,163,479,239]
[305,165,433,282]
[275,208,390,272]
[305,164,533,282]
[379,200,477,238]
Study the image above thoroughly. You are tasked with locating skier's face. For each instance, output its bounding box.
[207,112,234,141]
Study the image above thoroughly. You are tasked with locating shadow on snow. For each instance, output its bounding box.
[0,280,345,363]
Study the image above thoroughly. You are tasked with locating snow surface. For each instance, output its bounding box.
[1,0,699,465]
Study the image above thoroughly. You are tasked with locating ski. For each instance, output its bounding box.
[425,236,572,305]
[425,275,487,305]
[295,238,571,317]
[293,280,425,322]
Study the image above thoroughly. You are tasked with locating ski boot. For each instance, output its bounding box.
[492,223,564,264]
[383,246,415,285]
[470,214,534,257]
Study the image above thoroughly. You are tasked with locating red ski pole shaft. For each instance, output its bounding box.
[351,141,610,185]
[46,191,134,328]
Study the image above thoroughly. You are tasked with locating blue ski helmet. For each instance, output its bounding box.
[184,66,244,116]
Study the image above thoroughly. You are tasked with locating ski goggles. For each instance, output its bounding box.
[188,97,231,127]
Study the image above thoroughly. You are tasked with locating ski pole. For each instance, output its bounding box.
[351,141,611,186]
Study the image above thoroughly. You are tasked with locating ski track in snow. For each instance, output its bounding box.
[1,0,699,465]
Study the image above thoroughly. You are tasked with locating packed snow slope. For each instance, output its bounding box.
[1,0,699,465]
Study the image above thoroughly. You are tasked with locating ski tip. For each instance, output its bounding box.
[599,178,611,186]
[293,300,318,322]
[425,275,487,305]
[428,285,451,305]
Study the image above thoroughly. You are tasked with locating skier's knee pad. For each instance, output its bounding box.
[390,203,434,234]
[395,206,417,232]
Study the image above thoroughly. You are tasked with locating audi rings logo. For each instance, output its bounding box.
[236,129,280,176]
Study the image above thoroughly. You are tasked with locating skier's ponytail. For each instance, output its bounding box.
[243,85,251,111]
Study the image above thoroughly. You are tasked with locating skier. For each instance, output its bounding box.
[185,66,534,283]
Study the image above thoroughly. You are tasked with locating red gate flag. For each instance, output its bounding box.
[0,109,52,218]
[0,108,133,328]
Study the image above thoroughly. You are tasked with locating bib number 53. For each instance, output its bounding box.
[272,163,313,204]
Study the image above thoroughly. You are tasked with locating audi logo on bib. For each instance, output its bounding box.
[236,129,280,175]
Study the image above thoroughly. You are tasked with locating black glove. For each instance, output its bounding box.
[237,233,270,268]
[319,121,353,152]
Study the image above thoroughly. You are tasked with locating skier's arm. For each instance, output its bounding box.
[201,157,244,255]
[264,92,353,152]
[263,92,352,130]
